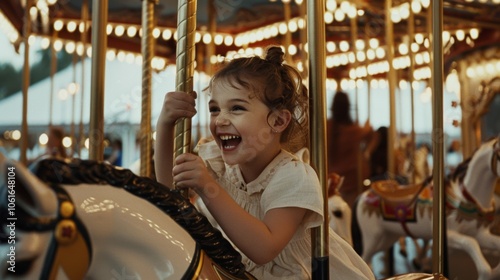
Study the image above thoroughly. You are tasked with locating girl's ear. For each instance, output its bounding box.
[270,109,292,133]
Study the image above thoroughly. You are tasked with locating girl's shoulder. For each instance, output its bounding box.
[270,149,320,185]
[260,151,324,225]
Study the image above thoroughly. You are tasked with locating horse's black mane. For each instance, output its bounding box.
[32,158,249,278]
[449,156,472,183]
[448,136,499,183]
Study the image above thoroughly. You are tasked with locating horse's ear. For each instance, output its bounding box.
[337,176,345,192]
[328,173,345,197]
[1,154,58,218]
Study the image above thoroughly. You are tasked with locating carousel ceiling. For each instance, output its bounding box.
[1,0,499,79]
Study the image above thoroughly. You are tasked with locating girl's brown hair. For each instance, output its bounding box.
[208,46,309,153]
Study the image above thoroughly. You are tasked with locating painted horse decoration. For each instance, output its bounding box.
[352,136,500,279]
[0,154,256,279]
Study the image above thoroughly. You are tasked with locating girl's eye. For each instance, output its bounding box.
[231,105,245,111]
[209,107,220,115]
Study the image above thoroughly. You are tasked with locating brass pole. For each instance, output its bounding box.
[89,0,108,160]
[49,33,57,128]
[206,0,215,76]
[351,14,359,123]
[201,0,216,140]
[173,0,197,195]
[458,60,472,158]
[70,52,77,158]
[283,1,292,65]
[79,0,88,157]
[385,2,398,275]
[431,0,446,277]
[20,0,33,165]
[409,6,416,183]
[365,24,371,122]
[307,0,329,279]
[351,13,364,197]
[386,0,397,177]
[140,0,157,177]
[298,1,308,79]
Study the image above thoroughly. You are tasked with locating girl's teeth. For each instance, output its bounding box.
[220,135,240,140]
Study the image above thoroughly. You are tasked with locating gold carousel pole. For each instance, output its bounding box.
[201,0,215,139]
[89,0,108,160]
[206,0,215,77]
[173,0,197,196]
[351,14,359,124]
[49,32,57,128]
[409,6,416,183]
[79,0,88,157]
[458,60,472,159]
[298,0,308,79]
[351,12,364,197]
[20,0,33,165]
[365,24,371,123]
[307,1,329,279]
[283,0,292,65]
[431,0,446,277]
[70,52,78,158]
[140,0,157,177]
[385,1,398,274]
[386,0,397,177]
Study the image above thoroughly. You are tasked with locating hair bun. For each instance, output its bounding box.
[265,46,285,65]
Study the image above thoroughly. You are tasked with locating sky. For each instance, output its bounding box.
[0,31,40,70]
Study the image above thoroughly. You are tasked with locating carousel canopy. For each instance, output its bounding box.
[0,0,499,79]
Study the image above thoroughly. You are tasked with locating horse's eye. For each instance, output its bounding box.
[333,210,343,218]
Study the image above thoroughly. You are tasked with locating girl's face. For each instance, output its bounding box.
[209,79,281,171]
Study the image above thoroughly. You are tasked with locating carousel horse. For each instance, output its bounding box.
[0,154,256,279]
[327,173,352,246]
[352,136,500,280]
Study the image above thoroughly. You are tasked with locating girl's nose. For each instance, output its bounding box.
[215,113,230,126]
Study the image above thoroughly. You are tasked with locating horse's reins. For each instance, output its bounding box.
[17,184,92,280]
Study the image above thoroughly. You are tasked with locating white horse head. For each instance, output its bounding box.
[327,173,352,246]
[0,155,255,279]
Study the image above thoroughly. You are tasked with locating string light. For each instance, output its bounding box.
[12,1,487,83]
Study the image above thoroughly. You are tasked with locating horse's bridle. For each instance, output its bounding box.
[16,184,92,280]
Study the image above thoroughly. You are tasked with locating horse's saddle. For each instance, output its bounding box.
[367,180,431,223]
[371,180,427,205]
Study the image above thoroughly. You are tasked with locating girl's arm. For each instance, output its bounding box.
[154,91,197,188]
[204,187,306,264]
[173,153,307,264]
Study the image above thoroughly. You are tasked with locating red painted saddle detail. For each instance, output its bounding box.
[366,180,432,222]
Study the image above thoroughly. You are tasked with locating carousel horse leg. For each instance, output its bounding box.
[417,239,432,273]
[398,237,408,257]
[447,230,491,280]
[476,229,500,279]
[378,247,395,278]
[408,238,431,272]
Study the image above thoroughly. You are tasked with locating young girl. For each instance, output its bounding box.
[155,46,374,279]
